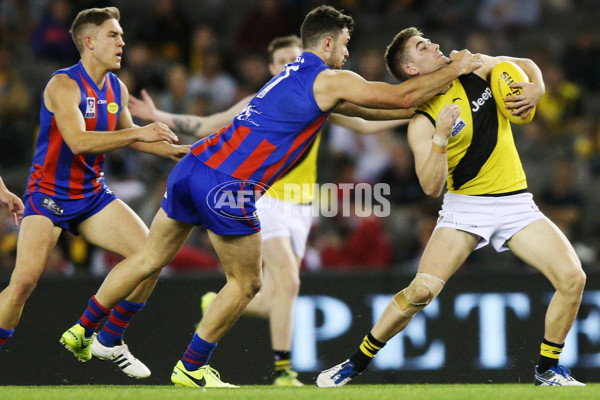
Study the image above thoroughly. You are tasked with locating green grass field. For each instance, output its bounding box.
[0,384,596,400]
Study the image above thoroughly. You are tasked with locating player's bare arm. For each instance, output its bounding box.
[314,50,483,111]
[333,101,414,120]
[328,111,409,134]
[118,81,189,161]
[407,105,459,197]
[129,89,253,138]
[480,55,545,117]
[45,74,178,155]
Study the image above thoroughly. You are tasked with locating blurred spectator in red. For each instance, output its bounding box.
[30,0,78,64]
[320,214,393,270]
[318,155,393,269]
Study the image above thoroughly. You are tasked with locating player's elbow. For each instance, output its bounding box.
[421,182,443,198]
[68,142,86,155]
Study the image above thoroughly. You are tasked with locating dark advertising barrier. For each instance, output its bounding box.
[1,271,599,385]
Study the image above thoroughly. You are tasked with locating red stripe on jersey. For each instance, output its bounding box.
[79,73,98,131]
[39,117,64,196]
[105,77,117,130]
[191,125,231,157]
[204,126,251,169]
[231,139,277,181]
[262,114,327,184]
[92,154,104,194]
[27,164,43,195]
[68,155,87,199]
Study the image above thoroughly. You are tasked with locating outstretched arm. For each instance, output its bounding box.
[314,50,484,111]
[329,108,410,135]
[46,75,179,155]
[129,89,253,138]
[118,82,189,161]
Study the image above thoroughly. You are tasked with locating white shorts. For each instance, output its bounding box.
[256,195,314,258]
[435,192,546,252]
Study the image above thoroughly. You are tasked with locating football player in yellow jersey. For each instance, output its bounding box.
[317,28,586,388]
[129,35,411,385]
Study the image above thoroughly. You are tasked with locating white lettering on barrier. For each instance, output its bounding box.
[454,293,530,368]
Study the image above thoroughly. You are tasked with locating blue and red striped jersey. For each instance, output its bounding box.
[26,61,122,199]
[191,52,332,187]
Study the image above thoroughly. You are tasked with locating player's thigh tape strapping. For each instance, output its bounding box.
[392,273,445,317]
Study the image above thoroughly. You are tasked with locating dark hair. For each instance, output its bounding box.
[267,35,302,63]
[70,7,120,53]
[300,5,354,50]
[385,27,423,82]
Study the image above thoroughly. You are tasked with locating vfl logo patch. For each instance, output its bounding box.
[451,117,466,137]
[41,196,64,215]
[85,97,96,118]
[107,102,119,114]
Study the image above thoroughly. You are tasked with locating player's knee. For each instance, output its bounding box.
[242,276,263,299]
[393,273,445,317]
[276,275,300,299]
[557,268,586,296]
[10,276,39,302]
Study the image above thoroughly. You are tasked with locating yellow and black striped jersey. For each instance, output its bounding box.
[415,73,527,195]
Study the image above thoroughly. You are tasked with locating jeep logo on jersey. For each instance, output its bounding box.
[471,87,492,113]
[41,196,64,215]
[85,97,95,118]
[206,180,275,220]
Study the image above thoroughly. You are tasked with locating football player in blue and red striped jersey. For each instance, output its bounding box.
[0,7,188,379]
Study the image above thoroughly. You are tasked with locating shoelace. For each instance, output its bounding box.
[201,365,222,380]
[336,362,357,378]
[552,365,572,378]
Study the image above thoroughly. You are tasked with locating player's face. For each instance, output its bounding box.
[269,45,302,76]
[403,35,449,77]
[328,28,350,69]
[91,18,125,71]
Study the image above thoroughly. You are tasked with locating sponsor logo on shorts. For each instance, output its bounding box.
[41,196,64,215]
[437,213,478,228]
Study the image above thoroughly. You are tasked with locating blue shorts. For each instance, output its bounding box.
[23,187,117,235]
[161,153,261,235]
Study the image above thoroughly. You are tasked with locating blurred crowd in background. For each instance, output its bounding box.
[1,0,600,278]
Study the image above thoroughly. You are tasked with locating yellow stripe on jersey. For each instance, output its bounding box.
[416,74,527,195]
[264,133,321,204]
